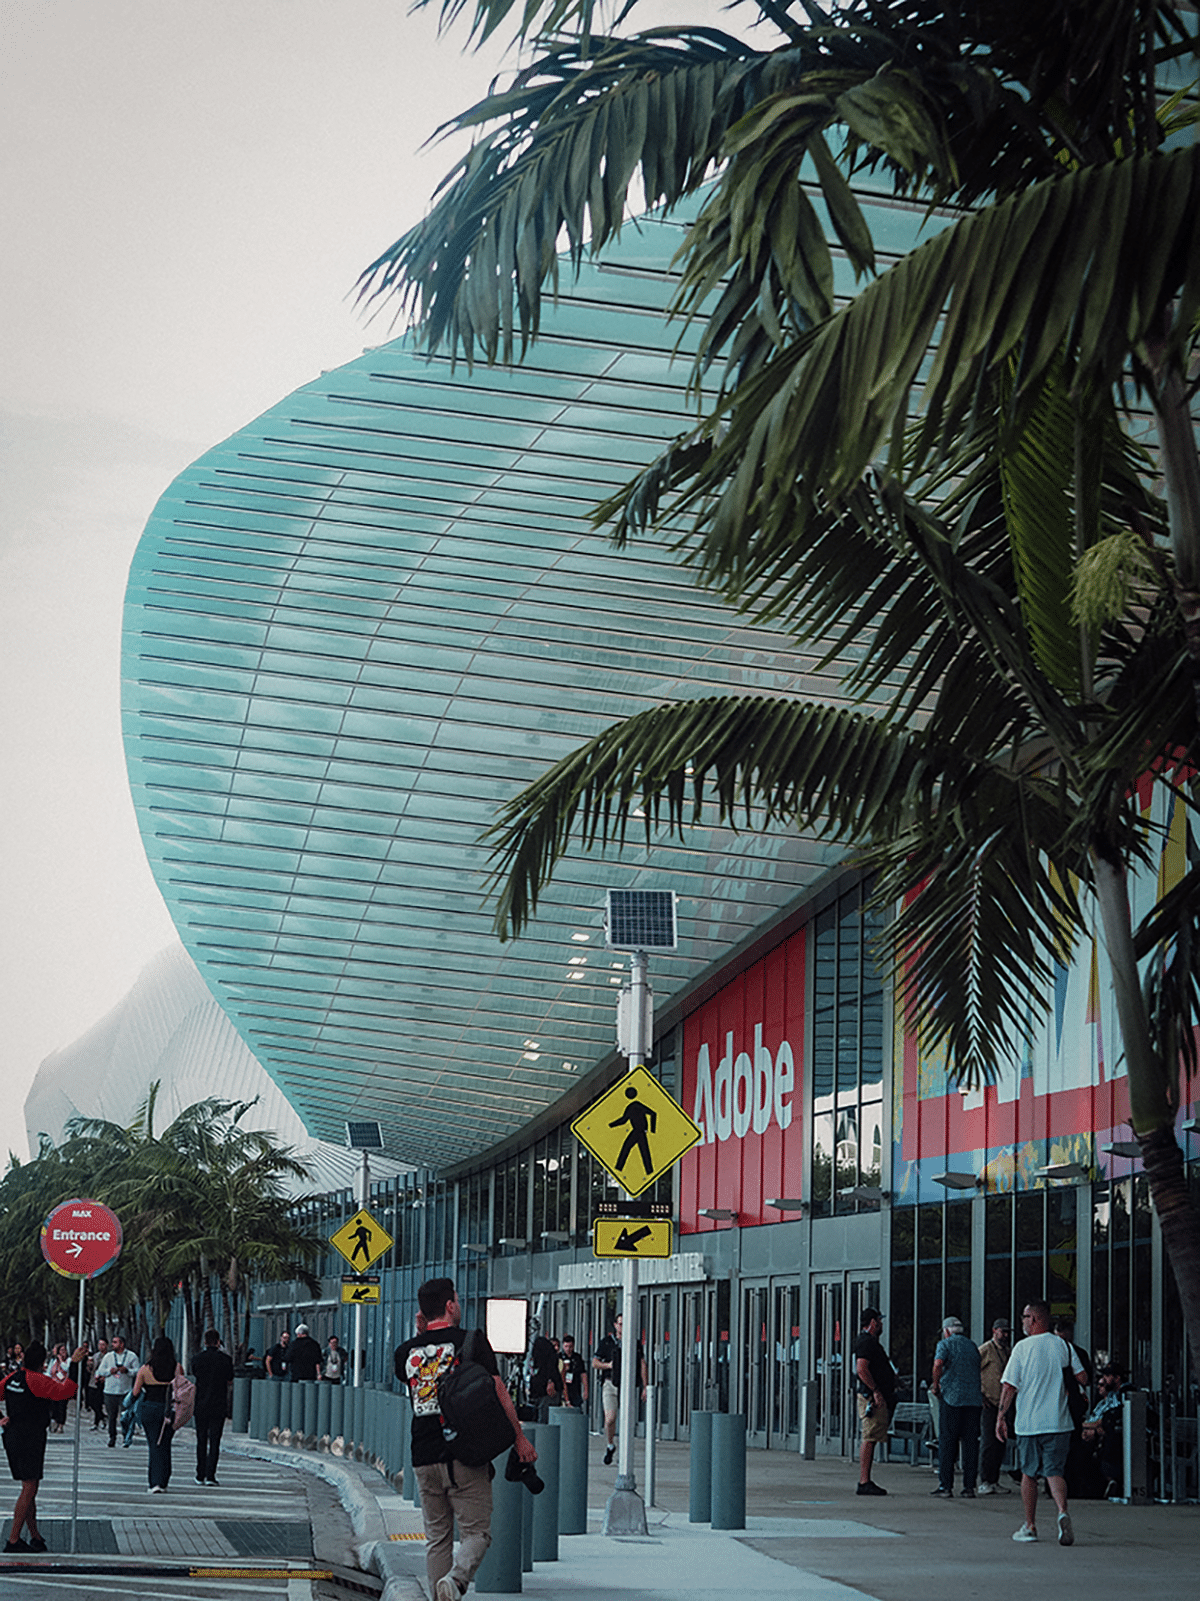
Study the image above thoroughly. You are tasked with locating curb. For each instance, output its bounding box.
[224,1436,426,1597]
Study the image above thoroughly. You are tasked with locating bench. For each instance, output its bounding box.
[888,1400,935,1465]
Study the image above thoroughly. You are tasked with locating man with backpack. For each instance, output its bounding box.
[394,1278,536,1601]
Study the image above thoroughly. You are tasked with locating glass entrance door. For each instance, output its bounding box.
[742,1283,771,1446]
[811,1273,881,1455]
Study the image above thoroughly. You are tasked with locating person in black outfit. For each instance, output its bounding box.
[288,1325,322,1382]
[528,1334,561,1422]
[192,1329,234,1486]
[265,1330,290,1380]
[852,1307,896,1496]
[1,1339,86,1552]
[560,1336,588,1410]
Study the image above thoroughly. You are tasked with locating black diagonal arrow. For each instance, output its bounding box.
[351,1287,373,1300]
[614,1225,654,1251]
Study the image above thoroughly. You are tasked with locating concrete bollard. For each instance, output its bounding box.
[549,1407,588,1533]
[261,1378,282,1444]
[521,1471,534,1572]
[329,1382,345,1455]
[530,1424,560,1562]
[302,1381,319,1448]
[711,1412,746,1530]
[232,1375,251,1434]
[475,1467,523,1592]
[689,1410,713,1523]
[248,1378,264,1442]
[317,1380,332,1449]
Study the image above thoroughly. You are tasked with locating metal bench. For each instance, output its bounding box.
[888,1400,935,1465]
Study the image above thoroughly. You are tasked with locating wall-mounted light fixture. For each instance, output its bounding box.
[933,1172,980,1190]
[765,1198,805,1212]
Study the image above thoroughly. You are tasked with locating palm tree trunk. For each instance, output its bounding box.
[1093,850,1200,1369]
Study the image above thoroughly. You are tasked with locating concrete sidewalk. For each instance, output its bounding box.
[244,1426,1200,1601]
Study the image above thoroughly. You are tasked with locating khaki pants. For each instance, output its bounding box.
[414,1459,493,1591]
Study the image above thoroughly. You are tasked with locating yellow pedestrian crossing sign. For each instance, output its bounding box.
[571,1066,701,1198]
[341,1276,381,1304]
[593,1218,674,1259]
[330,1208,394,1271]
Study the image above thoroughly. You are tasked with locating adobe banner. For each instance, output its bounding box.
[680,928,806,1231]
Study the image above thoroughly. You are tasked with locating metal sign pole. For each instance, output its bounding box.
[70,1276,85,1554]
[354,1149,369,1388]
[604,950,650,1536]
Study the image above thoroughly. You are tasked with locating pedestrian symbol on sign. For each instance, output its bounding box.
[571,1066,701,1197]
[610,1086,657,1177]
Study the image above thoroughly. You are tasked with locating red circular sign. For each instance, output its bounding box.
[40,1198,123,1281]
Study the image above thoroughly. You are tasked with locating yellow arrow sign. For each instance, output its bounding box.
[593,1217,673,1259]
[330,1207,394,1271]
[341,1279,381,1304]
[571,1066,701,1198]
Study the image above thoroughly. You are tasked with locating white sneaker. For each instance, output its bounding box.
[976,1482,995,1495]
[1058,1511,1074,1546]
[435,1578,462,1601]
[1012,1524,1037,1542]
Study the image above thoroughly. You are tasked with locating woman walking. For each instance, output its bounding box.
[131,1335,183,1493]
[0,1339,87,1552]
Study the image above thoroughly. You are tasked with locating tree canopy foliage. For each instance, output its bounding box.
[0,1089,319,1354]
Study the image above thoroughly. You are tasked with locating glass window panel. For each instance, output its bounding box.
[811,1111,833,1215]
[892,1206,917,1266]
[918,1205,943,1263]
[890,1264,915,1395]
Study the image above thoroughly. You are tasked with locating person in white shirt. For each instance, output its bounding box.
[93,1334,140,1447]
[997,1301,1088,1547]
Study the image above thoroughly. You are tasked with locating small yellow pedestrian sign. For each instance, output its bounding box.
[330,1208,394,1271]
[571,1066,702,1198]
[341,1276,381,1304]
[593,1218,673,1259]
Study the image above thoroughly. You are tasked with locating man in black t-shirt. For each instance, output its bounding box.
[191,1330,234,1485]
[560,1336,588,1410]
[851,1306,896,1496]
[393,1278,536,1601]
[265,1330,290,1381]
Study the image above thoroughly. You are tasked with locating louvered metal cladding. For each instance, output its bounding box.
[120,193,936,1170]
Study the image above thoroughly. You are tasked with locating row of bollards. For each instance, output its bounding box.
[245,1377,407,1487]
[476,1409,590,1592]
[688,1411,746,1529]
[241,1382,748,1588]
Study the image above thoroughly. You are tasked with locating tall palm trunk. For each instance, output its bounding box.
[1093,852,1200,1368]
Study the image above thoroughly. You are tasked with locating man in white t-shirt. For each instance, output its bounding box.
[93,1334,140,1447]
[997,1301,1087,1547]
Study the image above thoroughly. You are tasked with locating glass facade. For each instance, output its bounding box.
[810,880,885,1216]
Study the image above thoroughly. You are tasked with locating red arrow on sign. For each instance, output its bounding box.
[40,1198,123,1281]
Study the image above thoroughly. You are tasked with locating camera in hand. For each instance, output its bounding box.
[505,1449,544,1495]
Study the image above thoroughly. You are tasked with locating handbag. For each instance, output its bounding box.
[1061,1342,1087,1428]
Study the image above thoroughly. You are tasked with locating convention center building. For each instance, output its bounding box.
[34,184,1197,1459]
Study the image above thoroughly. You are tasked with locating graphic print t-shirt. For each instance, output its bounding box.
[393,1325,499,1466]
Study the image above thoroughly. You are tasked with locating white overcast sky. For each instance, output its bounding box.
[1,0,719,1166]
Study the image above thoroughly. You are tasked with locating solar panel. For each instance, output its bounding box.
[606,889,677,951]
[345,1120,385,1150]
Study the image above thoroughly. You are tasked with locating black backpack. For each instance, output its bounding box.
[437,1329,517,1466]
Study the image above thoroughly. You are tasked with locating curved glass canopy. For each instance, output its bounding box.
[122,205,859,1171]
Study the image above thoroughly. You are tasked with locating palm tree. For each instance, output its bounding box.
[360,0,1200,1358]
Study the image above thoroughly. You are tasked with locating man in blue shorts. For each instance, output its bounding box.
[996,1300,1088,1546]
